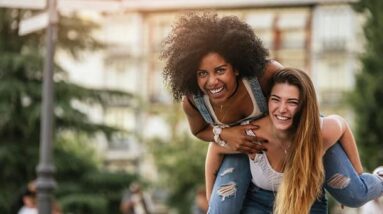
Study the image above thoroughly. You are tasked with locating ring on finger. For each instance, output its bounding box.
[245,129,256,136]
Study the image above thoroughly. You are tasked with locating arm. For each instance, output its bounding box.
[322,115,363,174]
[258,60,284,94]
[182,96,262,154]
[205,142,251,201]
[205,143,225,201]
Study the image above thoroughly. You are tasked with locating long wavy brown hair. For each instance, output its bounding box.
[270,68,324,214]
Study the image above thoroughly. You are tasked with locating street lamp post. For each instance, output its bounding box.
[36,0,58,213]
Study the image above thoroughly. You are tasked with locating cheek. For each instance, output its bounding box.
[268,102,276,112]
[196,78,205,90]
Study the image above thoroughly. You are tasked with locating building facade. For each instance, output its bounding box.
[59,0,363,180]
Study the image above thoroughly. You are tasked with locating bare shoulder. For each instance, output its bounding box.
[265,60,284,73]
[182,95,199,116]
[259,60,284,92]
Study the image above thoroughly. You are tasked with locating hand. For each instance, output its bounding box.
[220,124,267,154]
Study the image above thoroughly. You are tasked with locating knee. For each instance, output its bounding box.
[326,173,367,207]
[327,173,351,190]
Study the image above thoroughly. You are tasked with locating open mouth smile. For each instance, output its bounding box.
[209,86,224,94]
[275,115,290,121]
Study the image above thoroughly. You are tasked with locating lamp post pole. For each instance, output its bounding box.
[36,0,58,213]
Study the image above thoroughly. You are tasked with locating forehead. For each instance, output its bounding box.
[271,82,300,99]
[199,52,227,68]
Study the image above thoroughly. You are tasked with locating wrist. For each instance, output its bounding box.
[213,126,227,147]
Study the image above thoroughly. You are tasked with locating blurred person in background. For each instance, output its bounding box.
[120,182,152,214]
[17,181,37,214]
[192,186,208,214]
[12,180,61,214]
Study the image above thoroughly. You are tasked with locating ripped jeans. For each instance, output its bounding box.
[241,184,327,214]
[207,143,383,214]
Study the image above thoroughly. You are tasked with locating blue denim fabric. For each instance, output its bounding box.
[207,154,251,214]
[323,143,383,207]
[192,77,267,126]
[241,183,328,214]
[208,143,383,213]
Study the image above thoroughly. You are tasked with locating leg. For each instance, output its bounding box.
[241,184,327,214]
[323,143,383,207]
[309,189,328,214]
[207,153,251,214]
[241,184,274,214]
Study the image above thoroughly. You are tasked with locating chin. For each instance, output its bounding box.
[275,123,293,131]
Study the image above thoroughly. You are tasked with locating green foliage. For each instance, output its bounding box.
[149,133,207,214]
[351,0,383,170]
[60,194,108,214]
[0,8,136,213]
[55,137,136,214]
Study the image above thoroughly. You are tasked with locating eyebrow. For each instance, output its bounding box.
[270,94,299,102]
[197,64,228,72]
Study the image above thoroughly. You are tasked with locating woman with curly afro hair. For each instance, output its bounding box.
[161,12,383,214]
[161,12,282,212]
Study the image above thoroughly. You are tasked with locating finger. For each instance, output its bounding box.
[245,129,256,136]
[248,121,260,129]
[247,142,267,153]
[239,141,263,154]
[243,124,259,130]
[242,146,264,154]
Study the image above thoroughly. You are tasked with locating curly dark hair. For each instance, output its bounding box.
[161,12,269,101]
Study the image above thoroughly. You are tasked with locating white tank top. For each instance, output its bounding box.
[203,79,261,126]
[249,152,283,191]
[249,118,324,191]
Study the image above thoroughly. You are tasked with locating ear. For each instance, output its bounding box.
[234,70,239,76]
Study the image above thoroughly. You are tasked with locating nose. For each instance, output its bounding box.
[279,102,288,113]
[207,74,219,86]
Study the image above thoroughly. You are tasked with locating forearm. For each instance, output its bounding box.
[195,126,251,154]
[205,143,224,201]
[194,125,215,142]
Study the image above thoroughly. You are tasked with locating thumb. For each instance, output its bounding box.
[245,124,259,130]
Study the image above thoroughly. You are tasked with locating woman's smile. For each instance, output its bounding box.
[197,52,238,105]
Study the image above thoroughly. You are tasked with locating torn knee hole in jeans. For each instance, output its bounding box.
[217,182,237,201]
[327,173,351,189]
[220,167,234,176]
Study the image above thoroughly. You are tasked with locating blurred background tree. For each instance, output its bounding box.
[0,8,138,213]
[148,103,207,214]
[351,0,383,170]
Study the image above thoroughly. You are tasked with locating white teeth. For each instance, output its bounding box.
[210,87,224,94]
[276,115,289,121]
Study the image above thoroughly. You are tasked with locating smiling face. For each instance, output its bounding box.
[196,52,239,105]
[268,82,300,132]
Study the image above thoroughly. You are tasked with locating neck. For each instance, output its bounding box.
[269,119,293,142]
[227,78,240,100]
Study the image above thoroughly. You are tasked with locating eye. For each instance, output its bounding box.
[288,101,299,106]
[216,68,226,74]
[197,70,208,78]
[270,97,279,102]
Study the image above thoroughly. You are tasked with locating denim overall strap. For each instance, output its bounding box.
[247,76,267,114]
[192,94,214,124]
[192,77,267,125]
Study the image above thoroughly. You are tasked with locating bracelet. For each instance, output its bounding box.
[212,126,227,147]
